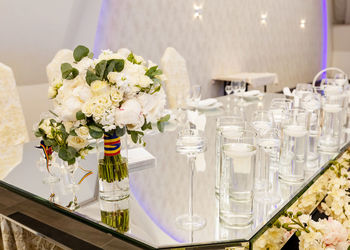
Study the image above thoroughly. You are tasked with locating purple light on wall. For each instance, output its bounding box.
[93,0,108,57]
[321,0,328,73]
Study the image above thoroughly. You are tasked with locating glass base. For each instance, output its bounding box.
[175,214,206,231]
[42,175,60,184]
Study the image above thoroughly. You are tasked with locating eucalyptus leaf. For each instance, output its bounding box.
[59,147,69,161]
[76,110,86,120]
[89,125,103,132]
[86,70,100,85]
[157,121,164,133]
[73,45,89,62]
[115,126,126,137]
[130,131,138,143]
[88,52,94,59]
[68,158,76,165]
[34,131,43,137]
[89,129,103,139]
[96,60,107,77]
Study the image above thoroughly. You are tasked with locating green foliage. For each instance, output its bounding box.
[61,63,79,80]
[86,70,100,85]
[128,130,144,144]
[73,45,89,62]
[127,52,141,65]
[145,66,162,79]
[156,114,170,133]
[85,59,124,85]
[88,125,104,139]
[76,110,86,120]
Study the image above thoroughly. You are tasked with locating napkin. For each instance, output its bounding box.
[187,110,206,131]
[0,63,29,179]
[198,98,217,107]
[160,47,191,109]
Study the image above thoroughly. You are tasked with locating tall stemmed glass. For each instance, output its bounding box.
[63,161,80,211]
[232,81,246,107]
[191,84,202,110]
[225,83,234,112]
[176,129,207,231]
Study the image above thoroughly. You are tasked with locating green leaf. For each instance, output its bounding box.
[61,63,79,80]
[49,110,59,117]
[68,158,76,165]
[112,59,125,72]
[76,110,86,120]
[73,45,89,62]
[157,121,164,133]
[115,126,126,137]
[35,130,43,137]
[150,85,161,94]
[44,138,57,147]
[89,128,103,139]
[58,147,69,161]
[88,52,94,59]
[159,114,170,123]
[145,66,157,77]
[89,125,103,132]
[127,53,141,64]
[130,131,138,143]
[86,70,100,85]
[69,130,78,136]
[95,60,107,78]
[67,146,77,159]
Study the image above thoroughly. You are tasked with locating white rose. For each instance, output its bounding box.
[95,95,112,108]
[92,104,105,119]
[91,80,110,96]
[98,51,125,61]
[117,48,131,58]
[82,101,94,117]
[67,135,88,150]
[72,84,92,102]
[115,99,143,127]
[75,126,89,139]
[75,57,94,75]
[110,87,124,104]
[137,88,166,123]
[48,86,57,99]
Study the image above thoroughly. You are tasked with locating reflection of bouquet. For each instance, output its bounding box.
[35,45,169,165]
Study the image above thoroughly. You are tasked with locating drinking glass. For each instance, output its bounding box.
[232,81,247,106]
[343,85,350,143]
[255,129,281,204]
[269,100,291,133]
[279,108,309,183]
[300,93,321,169]
[219,130,257,228]
[215,116,245,196]
[294,83,313,108]
[250,110,274,136]
[190,84,202,109]
[270,98,293,110]
[63,161,80,210]
[318,93,346,152]
[176,129,207,231]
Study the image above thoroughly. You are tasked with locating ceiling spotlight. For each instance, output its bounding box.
[300,19,306,29]
[260,12,268,25]
[193,4,203,20]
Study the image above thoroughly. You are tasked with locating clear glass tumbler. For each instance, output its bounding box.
[300,93,321,169]
[219,130,257,228]
[215,116,245,196]
[279,108,309,183]
[318,94,346,153]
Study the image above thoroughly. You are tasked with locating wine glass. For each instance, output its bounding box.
[225,83,234,112]
[176,129,207,232]
[63,161,80,211]
[191,84,202,107]
[231,81,246,106]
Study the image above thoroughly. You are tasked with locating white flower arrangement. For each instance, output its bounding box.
[254,150,350,250]
[35,45,169,164]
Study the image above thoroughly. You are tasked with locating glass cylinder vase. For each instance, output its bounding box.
[98,131,129,202]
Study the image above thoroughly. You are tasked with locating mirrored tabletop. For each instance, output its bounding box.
[1,94,339,248]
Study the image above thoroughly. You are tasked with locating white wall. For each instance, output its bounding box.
[95,0,324,97]
[0,0,102,86]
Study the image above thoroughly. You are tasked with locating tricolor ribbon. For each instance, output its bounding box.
[77,165,93,185]
[35,140,52,174]
[104,133,121,156]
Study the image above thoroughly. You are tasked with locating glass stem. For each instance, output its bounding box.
[188,154,196,221]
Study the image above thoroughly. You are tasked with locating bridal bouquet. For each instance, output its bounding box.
[35,45,168,165]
